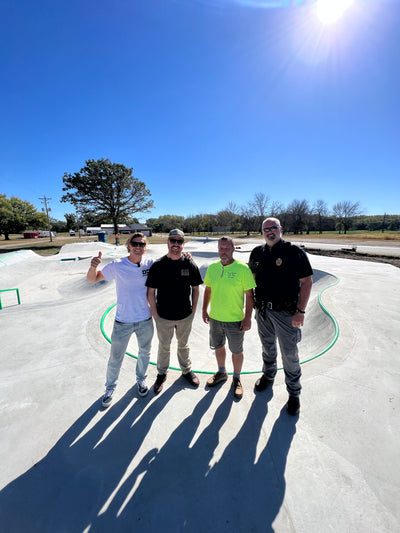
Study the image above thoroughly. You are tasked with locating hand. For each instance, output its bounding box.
[202,311,209,324]
[183,251,193,260]
[292,312,305,328]
[240,318,251,331]
[91,251,102,269]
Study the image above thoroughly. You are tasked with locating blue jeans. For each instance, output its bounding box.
[255,309,302,397]
[105,318,154,390]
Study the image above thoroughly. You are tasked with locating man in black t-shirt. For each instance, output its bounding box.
[146,229,203,394]
[249,217,313,415]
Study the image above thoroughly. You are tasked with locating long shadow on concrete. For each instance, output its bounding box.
[0,383,297,532]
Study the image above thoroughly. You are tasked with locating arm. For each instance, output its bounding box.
[147,287,158,320]
[240,289,254,331]
[86,252,106,283]
[202,286,211,324]
[191,285,199,315]
[292,275,313,327]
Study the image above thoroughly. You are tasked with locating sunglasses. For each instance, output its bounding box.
[263,226,279,232]
[169,238,184,245]
[130,242,146,248]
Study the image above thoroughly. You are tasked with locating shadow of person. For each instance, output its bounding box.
[88,388,229,531]
[122,387,296,533]
[190,392,298,532]
[89,386,296,533]
[0,380,182,533]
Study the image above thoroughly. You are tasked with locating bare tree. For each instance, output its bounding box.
[249,192,270,233]
[313,199,329,234]
[286,199,311,234]
[332,201,361,234]
[270,200,284,219]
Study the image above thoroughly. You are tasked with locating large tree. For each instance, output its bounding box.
[0,194,47,240]
[61,158,154,234]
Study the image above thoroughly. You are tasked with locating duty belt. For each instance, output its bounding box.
[255,299,297,316]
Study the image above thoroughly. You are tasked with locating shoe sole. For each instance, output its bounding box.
[138,389,149,397]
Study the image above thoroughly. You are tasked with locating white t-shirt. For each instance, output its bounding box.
[102,256,153,323]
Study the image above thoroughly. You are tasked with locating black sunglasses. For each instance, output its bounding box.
[169,238,184,245]
[131,242,146,248]
[263,226,279,232]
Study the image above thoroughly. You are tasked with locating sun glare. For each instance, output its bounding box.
[317,0,354,24]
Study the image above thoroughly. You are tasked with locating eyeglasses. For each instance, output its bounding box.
[169,238,184,245]
[131,242,146,248]
[263,226,279,232]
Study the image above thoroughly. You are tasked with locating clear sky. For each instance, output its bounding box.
[1,0,399,223]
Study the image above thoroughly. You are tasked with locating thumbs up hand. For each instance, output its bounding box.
[91,251,102,269]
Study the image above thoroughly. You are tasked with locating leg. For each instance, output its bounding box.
[155,316,175,375]
[215,346,227,368]
[175,314,194,374]
[135,318,154,381]
[272,310,302,397]
[105,321,135,390]
[232,352,244,374]
[256,309,278,381]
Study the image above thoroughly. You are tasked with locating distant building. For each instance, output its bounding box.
[86,227,102,235]
[90,224,152,236]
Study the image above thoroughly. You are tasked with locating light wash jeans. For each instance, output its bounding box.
[105,318,154,391]
[255,309,302,397]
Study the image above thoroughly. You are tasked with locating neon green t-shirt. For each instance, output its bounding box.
[204,259,256,322]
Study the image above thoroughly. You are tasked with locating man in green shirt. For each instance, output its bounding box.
[202,237,256,399]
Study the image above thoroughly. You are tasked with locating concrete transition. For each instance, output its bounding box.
[0,239,399,532]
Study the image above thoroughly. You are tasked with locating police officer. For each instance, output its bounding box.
[249,217,313,415]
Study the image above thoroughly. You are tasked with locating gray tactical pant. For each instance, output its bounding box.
[256,308,302,397]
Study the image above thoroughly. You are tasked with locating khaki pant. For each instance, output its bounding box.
[155,314,194,375]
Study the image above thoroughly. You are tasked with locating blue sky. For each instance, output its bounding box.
[0,0,399,223]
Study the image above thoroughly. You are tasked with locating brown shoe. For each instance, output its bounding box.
[233,377,243,399]
[206,371,228,387]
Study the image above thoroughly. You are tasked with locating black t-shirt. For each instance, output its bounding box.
[248,240,313,306]
[146,255,203,320]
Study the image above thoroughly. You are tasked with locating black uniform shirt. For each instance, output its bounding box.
[248,239,313,307]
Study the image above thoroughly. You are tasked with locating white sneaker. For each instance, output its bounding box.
[137,379,149,397]
[102,388,114,408]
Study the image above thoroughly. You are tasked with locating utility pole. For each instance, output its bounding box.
[39,195,53,242]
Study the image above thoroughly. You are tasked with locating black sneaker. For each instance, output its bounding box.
[153,374,166,394]
[102,388,114,408]
[182,371,200,387]
[206,371,228,387]
[286,395,300,415]
[254,374,274,392]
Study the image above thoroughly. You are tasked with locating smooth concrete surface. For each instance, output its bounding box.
[0,240,399,532]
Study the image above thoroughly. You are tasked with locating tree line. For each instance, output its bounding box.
[147,200,400,236]
[1,158,399,240]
